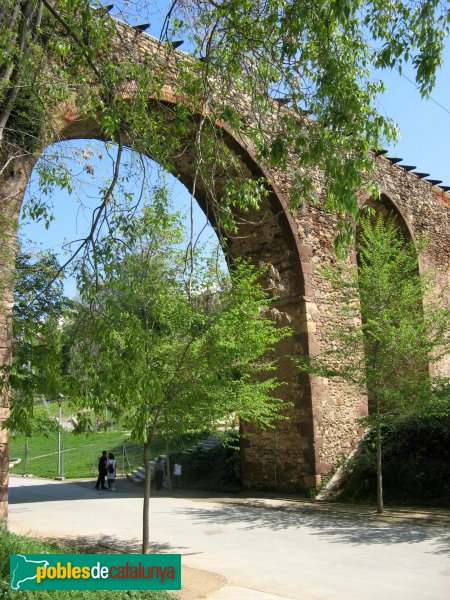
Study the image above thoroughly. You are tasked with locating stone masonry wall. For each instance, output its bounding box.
[249,142,450,478]
[260,162,369,479]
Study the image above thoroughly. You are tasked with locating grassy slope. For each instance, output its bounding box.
[8,431,141,479]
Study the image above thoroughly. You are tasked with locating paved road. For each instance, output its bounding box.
[7,476,450,600]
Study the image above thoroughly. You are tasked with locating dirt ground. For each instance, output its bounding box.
[174,566,227,600]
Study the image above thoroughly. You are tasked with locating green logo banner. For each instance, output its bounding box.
[10,554,181,590]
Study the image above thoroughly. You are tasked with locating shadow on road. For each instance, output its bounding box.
[9,477,148,504]
[9,478,450,556]
[8,477,238,504]
[174,499,450,555]
[5,530,177,555]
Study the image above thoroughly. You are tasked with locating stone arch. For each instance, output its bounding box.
[360,192,416,247]
[60,103,321,491]
[359,191,425,274]
[0,85,323,518]
[11,18,450,517]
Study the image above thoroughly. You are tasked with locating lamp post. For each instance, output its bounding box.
[56,393,65,480]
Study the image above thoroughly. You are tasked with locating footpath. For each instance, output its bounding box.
[7,475,450,600]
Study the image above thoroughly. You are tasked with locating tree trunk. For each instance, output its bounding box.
[0,154,36,524]
[376,415,383,514]
[142,439,151,553]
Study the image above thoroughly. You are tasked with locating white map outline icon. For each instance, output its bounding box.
[10,554,50,590]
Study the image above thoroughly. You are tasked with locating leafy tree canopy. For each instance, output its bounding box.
[66,196,292,552]
[68,199,292,444]
[0,0,448,255]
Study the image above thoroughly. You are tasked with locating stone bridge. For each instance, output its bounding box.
[0,19,449,522]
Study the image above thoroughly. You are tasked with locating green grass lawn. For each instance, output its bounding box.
[8,395,212,479]
[8,397,145,479]
[8,430,142,479]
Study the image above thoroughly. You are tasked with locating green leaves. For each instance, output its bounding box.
[8,248,70,433]
[21,195,54,230]
[370,0,449,97]
[169,0,447,228]
[35,157,74,196]
[68,200,292,446]
[1,0,448,257]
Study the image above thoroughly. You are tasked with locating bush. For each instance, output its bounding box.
[336,414,450,507]
[0,528,173,599]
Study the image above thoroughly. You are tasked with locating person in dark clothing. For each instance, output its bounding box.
[95,450,108,489]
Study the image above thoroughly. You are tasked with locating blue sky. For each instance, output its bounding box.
[20,5,450,297]
[376,41,450,181]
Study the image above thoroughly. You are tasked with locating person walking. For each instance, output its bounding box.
[107,452,116,491]
[95,450,108,490]
[173,462,182,488]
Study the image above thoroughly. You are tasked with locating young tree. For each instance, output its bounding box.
[68,201,292,552]
[296,217,449,513]
[6,248,69,434]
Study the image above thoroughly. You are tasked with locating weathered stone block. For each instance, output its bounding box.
[0,485,7,502]
[0,444,8,471]
[0,428,8,445]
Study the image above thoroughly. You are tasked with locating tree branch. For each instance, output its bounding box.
[24,132,124,307]
[40,0,103,81]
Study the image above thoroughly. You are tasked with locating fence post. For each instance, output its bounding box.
[57,403,62,477]
[124,445,132,471]
[62,444,65,480]
[122,445,125,476]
